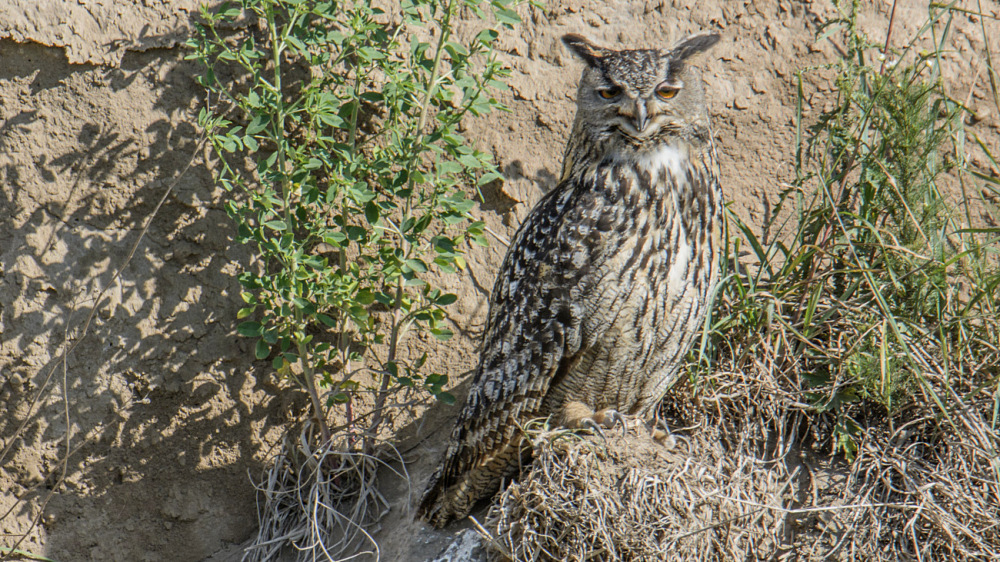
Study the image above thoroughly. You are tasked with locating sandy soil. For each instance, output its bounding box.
[1,1,998,561]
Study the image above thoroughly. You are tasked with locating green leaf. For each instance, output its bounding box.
[495,8,520,26]
[475,29,499,44]
[237,321,262,337]
[358,46,385,61]
[365,202,380,224]
[458,154,482,169]
[324,232,347,247]
[255,339,270,359]
[247,114,268,134]
[435,293,458,305]
[286,34,306,53]
[444,41,470,58]
[261,329,278,345]
[347,225,367,241]
[414,352,428,369]
[438,160,463,175]
[349,305,370,322]
[404,258,428,273]
[430,328,453,341]
[264,220,287,231]
[318,112,345,128]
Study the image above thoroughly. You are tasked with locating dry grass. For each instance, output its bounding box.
[243,420,406,562]
[480,354,999,561]
[698,345,1000,560]
[483,419,789,561]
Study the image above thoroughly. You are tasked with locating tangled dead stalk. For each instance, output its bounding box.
[243,421,409,562]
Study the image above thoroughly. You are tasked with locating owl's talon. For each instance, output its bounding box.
[579,417,607,440]
[594,408,626,435]
[651,418,672,443]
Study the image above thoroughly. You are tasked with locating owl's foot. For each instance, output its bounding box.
[579,415,622,439]
[562,401,626,439]
[592,408,626,436]
[651,418,677,449]
[651,418,670,440]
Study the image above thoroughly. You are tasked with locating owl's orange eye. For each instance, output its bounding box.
[597,87,621,99]
[656,87,678,101]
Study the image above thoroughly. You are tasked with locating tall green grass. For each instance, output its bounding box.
[706,0,1000,459]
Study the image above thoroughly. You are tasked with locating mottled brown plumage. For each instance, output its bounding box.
[418,32,723,527]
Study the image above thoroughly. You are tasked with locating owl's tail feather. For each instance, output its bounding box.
[417,436,525,528]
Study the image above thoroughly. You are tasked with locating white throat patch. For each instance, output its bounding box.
[637,145,687,180]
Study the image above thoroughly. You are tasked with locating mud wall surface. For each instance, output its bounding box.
[1,1,997,561]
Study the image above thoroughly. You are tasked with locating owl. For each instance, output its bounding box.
[418,31,723,528]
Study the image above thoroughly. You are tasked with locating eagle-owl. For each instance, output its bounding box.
[418,32,723,527]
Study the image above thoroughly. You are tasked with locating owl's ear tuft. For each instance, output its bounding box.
[562,34,607,68]
[669,32,721,62]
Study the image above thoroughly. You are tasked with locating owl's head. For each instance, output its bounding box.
[562,33,720,145]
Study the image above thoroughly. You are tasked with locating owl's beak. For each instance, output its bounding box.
[633,101,649,133]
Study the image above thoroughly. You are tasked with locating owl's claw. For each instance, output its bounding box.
[651,418,674,445]
[579,417,608,439]
[580,408,627,439]
[655,418,671,435]
[594,408,626,436]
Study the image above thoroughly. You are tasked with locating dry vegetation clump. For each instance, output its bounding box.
[243,421,406,561]
[483,419,790,561]
[697,357,1000,560]
[482,356,999,561]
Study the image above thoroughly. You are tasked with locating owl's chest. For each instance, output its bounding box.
[579,155,704,277]
[566,149,717,331]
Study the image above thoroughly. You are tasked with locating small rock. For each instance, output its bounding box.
[431,529,487,562]
[751,73,769,94]
[969,106,992,124]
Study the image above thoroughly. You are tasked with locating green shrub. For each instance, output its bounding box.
[187,0,518,447]
[187,2,520,556]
